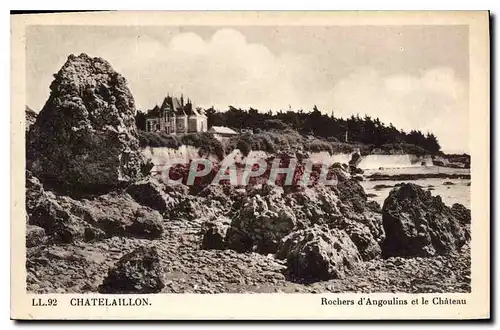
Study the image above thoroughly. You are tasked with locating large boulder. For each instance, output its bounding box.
[332,168,367,213]
[99,246,165,294]
[224,179,383,260]
[70,193,164,240]
[26,53,144,193]
[28,192,89,244]
[126,178,176,213]
[225,186,298,254]
[381,183,468,257]
[276,225,362,281]
[289,184,344,227]
[26,172,163,242]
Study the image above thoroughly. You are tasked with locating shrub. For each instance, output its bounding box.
[304,139,333,154]
[137,131,224,159]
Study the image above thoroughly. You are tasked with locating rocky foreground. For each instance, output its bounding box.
[25,54,471,294]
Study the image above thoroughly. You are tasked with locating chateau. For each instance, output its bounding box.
[145,95,207,134]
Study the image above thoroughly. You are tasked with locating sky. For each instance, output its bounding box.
[26,25,469,153]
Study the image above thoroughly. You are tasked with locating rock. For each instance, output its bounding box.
[76,193,164,240]
[29,195,87,244]
[451,203,471,224]
[126,178,174,213]
[373,184,393,190]
[167,195,222,222]
[290,184,344,226]
[224,172,384,260]
[348,151,362,168]
[127,209,163,239]
[201,221,229,250]
[381,183,468,257]
[26,225,47,247]
[26,53,144,194]
[332,168,367,213]
[276,226,362,281]
[197,184,233,207]
[344,222,381,261]
[366,200,381,213]
[26,106,37,132]
[331,162,349,172]
[99,246,165,294]
[26,171,45,213]
[362,211,385,243]
[349,166,364,175]
[27,172,163,242]
[226,187,297,254]
[352,174,364,181]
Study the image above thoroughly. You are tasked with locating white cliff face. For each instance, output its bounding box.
[142,147,270,167]
[142,146,433,171]
[309,152,432,169]
[145,146,429,167]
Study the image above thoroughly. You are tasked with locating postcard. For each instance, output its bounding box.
[11,10,490,320]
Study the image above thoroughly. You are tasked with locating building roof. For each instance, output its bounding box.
[209,126,238,135]
[172,97,185,116]
[146,105,161,118]
[146,95,208,119]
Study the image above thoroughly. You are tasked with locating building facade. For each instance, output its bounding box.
[208,126,239,141]
[145,95,207,134]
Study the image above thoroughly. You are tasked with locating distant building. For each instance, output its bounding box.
[209,126,239,140]
[145,95,207,134]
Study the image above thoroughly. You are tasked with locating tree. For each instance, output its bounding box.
[135,110,146,130]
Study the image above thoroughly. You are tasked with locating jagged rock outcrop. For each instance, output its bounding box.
[225,185,297,253]
[276,225,362,281]
[26,171,163,243]
[26,53,144,194]
[98,246,165,294]
[225,171,384,260]
[451,203,471,224]
[381,183,468,257]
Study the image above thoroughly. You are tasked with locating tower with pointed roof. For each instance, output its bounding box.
[144,94,207,134]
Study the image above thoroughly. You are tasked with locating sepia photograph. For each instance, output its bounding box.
[11,11,490,320]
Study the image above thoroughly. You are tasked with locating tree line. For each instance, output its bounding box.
[136,105,441,153]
